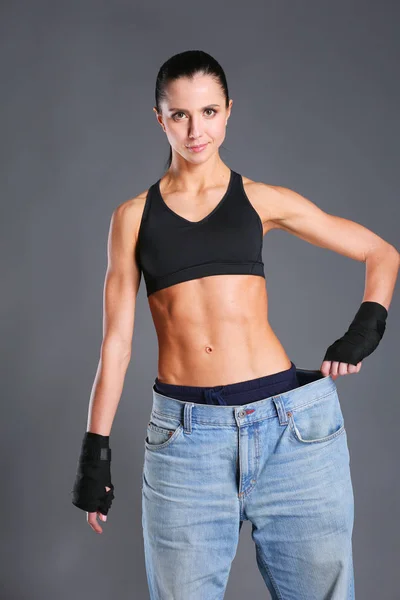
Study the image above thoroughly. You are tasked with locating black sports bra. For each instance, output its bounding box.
[136,169,265,297]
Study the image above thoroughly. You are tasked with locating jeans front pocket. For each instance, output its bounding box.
[145,410,184,451]
[287,388,345,444]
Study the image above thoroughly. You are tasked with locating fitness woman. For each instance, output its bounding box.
[72,50,399,600]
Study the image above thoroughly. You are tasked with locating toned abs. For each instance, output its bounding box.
[136,175,292,386]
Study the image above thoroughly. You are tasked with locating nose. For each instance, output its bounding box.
[188,117,203,138]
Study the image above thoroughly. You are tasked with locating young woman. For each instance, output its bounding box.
[72,50,399,599]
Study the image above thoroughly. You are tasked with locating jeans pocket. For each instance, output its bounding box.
[145,411,184,450]
[287,389,345,444]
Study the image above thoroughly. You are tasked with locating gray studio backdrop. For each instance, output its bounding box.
[2,1,399,599]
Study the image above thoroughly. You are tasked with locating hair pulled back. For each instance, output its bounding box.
[155,50,230,172]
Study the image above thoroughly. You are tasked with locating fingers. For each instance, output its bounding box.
[320,360,330,377]
[320,360,362,377]
[87,486,112,533]
[87,511,103,533]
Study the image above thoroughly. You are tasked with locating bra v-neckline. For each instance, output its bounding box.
[156,169,234,225]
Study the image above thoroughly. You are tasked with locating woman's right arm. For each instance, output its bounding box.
[72,196,144,528]
[86,197,144,437]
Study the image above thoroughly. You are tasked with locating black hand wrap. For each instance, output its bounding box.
[323,301,388,366]
[71,431,115,515]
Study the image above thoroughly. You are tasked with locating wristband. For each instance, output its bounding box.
[71,431,115,515]
[323,301,388,366]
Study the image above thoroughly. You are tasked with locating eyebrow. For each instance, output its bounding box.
[168,104,220,112]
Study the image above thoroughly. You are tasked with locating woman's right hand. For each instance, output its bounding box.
[87,486,112,533]
[72,432,115,526]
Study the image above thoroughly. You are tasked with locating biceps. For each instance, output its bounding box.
[270,186,382,262]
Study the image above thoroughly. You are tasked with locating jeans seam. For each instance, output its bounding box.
[257,549,284,599]
[293,424,347,447]
[152,389,336,426]
[349,547,354,598]
[289,389,337,414]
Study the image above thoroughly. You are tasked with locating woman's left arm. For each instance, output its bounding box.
[264,185,400,378]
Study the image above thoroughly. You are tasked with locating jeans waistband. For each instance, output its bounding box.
[151,369,337,426]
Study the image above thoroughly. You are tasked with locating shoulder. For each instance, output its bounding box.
[240,174,288,231]
[111,186,151,241]
[241,175,331,234]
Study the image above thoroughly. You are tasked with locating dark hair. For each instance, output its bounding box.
[155,50,230,173]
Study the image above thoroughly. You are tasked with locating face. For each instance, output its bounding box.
[154,74,232,162]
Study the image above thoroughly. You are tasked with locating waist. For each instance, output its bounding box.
[152,366,337,426]
[154,360,300,406]
[156,324,290,387]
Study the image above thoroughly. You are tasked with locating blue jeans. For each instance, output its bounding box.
[142,369,355,599]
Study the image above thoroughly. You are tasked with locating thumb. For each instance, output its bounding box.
[99,486,112,521]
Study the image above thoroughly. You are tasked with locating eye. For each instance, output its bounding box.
[171,108,217,121]
[172,112,186,121]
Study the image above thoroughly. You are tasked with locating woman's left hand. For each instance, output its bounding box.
[320,360,362,380]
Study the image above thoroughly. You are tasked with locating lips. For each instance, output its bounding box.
[186,143,208,151]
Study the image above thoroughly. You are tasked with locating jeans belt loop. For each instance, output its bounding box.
[272,396,289,425]
[183,402,194,434]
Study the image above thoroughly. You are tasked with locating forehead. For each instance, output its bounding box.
[163,74,222,106]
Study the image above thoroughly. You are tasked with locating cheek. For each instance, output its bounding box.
[213,125,227,143]
[164,127,183,146]
[214,118,227,134]
[204,122,225,141]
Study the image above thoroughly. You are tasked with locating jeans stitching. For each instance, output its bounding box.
[257,549,284,599]
[144,424,184,450]
[288,412,346,444]
[289,389,338,415]
[152,389,337,426]
[290,422,347,446]
[349,548,354,598]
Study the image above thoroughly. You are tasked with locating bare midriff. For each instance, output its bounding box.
[148,273,292,387]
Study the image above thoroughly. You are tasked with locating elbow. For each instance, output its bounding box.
[386,244,400,267]
[101,337,132,365]
[365,242,399,262]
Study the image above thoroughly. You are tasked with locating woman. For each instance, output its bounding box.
[72,50,399,599]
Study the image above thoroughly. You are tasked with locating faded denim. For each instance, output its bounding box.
[141,369,355,599]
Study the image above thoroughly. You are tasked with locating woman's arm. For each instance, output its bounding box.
[86,197,143,436]
[261,183,399,377]
[264,184,400,310]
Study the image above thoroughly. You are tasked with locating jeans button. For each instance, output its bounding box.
[238,410,246,418]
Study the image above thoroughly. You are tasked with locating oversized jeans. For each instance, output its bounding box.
[141,369,355,599]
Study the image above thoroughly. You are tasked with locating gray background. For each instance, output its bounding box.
[2,1,399,598]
